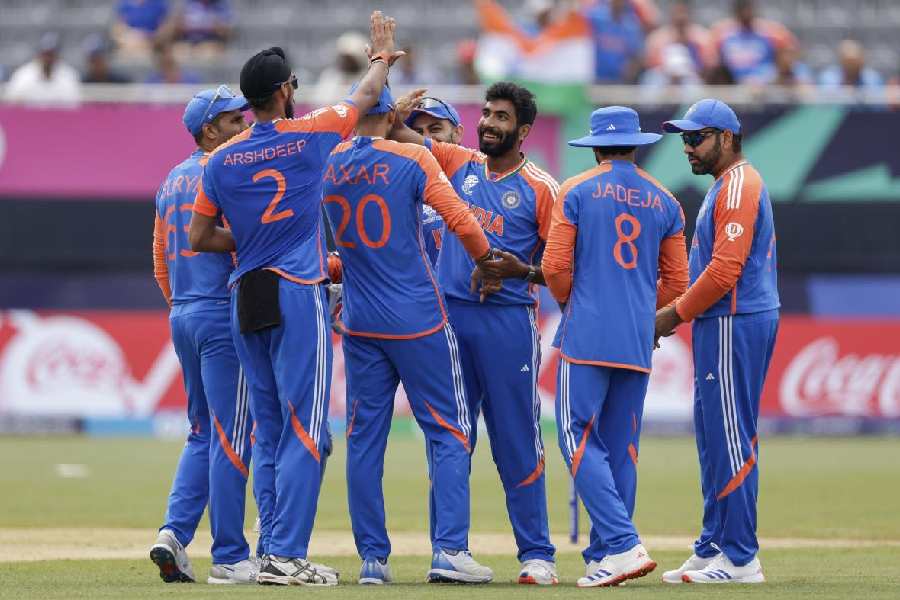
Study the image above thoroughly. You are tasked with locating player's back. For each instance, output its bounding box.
[156,150,232,308]
[196,103,356,286]
[559,160,684,372]
[323,137,447,338]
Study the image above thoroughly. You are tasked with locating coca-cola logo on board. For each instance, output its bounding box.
[779,337,900,417]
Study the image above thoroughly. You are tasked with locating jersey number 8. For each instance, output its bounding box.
[613,213,641,270]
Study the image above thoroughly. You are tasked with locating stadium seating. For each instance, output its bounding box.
[0,0,897,83]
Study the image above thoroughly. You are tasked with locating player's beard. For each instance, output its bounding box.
[284,99,295,119]
[478,126,518,157]
[690,135,722,175]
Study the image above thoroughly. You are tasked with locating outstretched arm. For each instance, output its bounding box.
[347,11,405,117]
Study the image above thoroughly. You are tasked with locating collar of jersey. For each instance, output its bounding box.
[484,155,528,182]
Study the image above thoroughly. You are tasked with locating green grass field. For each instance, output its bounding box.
[1,432,899,598]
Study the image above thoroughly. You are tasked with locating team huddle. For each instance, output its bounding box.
[150,10,779,588]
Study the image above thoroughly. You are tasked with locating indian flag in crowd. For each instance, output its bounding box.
[474,0,594,84]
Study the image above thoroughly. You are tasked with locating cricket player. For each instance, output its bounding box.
[189,12,402,586]
[393,82,559,585]
[542,106,689,587]
[150,86,255,584]
[323,85,495,585]
[656,99,779,584]
[404,96,465,265]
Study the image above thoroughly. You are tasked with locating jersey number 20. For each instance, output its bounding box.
[324,194,392,249]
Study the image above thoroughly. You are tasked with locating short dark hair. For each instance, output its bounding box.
[731,132,742,153]
[485,81,537,127]
[596,145,637,156]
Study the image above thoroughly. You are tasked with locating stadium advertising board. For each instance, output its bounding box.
[0,105,560,199]
[0,310,897,427]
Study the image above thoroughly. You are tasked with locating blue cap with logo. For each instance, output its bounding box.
[404,97,461,128]
[568,106,662,148]
[349,83,395,116]
[662,98,741,134]
[183,85,249,136]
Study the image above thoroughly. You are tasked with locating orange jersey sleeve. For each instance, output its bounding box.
[541,179,582,304]
[428,140,483,179]
[418,148,490,260]
[676,166,763,322]
[152,214,172,305]
[276,102,359,139]
[521,162,559,240]
[193,178,219,217]
[656,231,689,309]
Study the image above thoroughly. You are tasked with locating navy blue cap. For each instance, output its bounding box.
[349,83,395,116]
[404,97,461,128]
[568,106,662,148]
[663,98,742,134]
[183,85,249,136]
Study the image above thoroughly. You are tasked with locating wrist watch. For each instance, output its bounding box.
[523,264,537,283]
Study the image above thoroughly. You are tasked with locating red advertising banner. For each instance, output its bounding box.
[0,106,561,200]
[0,311,896,421]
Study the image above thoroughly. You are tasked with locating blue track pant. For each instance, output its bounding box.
[444,298,555,563]
[344,325,472,559]
[691,310,778,566]
[231,280,332,559]
[161,303,252,565]
[556,360,648,563]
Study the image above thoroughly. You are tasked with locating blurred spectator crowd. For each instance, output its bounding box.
[0,0,897,106]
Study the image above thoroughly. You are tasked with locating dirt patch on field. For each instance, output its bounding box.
[2,529,898,562]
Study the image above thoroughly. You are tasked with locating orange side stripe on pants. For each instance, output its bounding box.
[288,402,321,462]
[212,413,249,478]
[570,415,595,478]
[627,443,639,466]
[717,435,759,500]
[516,457,545,488]
[346,398,359,439]
[424,401,470,453]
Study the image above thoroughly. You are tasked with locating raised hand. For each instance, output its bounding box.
[394,88,428,123]
[367,11,405,66]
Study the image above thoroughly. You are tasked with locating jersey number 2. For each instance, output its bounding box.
[254,168,294,224]
[324,193,391,249]
[613,213,641,270]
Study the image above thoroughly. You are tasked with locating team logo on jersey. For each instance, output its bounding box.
[331,104,348,118]
[501,191,521,209]
[422,204,440,224]
[462,174,479,195]
[725,222,744,241]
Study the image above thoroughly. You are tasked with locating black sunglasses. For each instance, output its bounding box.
[681,129,720,147]
[417,96,459,126]
[277,74,299,91]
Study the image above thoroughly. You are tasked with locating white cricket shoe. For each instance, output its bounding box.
[257,555,339,586]
[518,559,559,585]
[208,559,258,584]
[662,552,720,583]
[681,554,765,584]
[577,544,657,587]
[150,529,195,583]
[427,549,493,584]
[359,558,393,584]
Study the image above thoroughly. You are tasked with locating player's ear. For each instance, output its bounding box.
[518,123,532,140]
[454,124,465,143]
